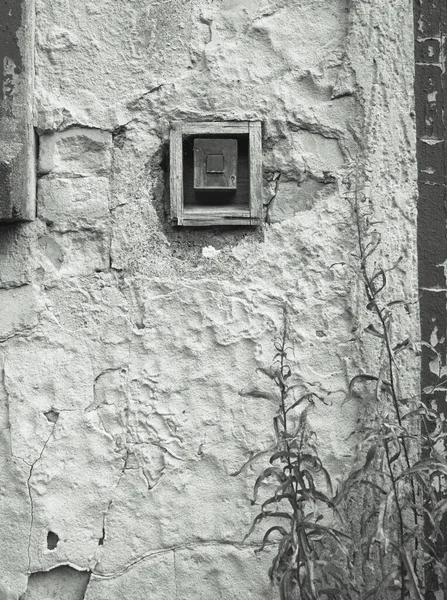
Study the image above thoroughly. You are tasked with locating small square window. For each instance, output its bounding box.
[169,121,262,226]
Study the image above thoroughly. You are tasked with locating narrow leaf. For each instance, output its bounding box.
[364,324,385,339]
[230,449,273,476]
[402,549,423,600]
[252,466,287,504]
[362,567,399,600]
[348,374,379,394]
[256,526,288,552]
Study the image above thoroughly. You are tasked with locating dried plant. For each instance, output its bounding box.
[335,190,447,599]
[233,311,355,600]
[235,185,447,599]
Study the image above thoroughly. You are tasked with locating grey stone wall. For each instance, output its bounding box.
[0,0,418,598]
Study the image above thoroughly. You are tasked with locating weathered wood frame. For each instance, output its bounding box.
[0,0,36,222]
[169,121,262,226]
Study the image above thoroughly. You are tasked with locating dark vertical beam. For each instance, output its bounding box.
[414,0,447,415]
[0,0,35,221]
[414,1,447,596]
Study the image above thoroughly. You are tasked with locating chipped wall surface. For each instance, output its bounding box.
[0,0,418,598]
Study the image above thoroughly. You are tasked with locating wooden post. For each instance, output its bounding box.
[0,0,36,221]
[414,0,447,594]
[249,121,262,224]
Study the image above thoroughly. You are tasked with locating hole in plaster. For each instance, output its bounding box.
[21,566,91,600]
[112,125,127,149]
[44,410,59,424]
[322,171,337,184]
[98,526,105,546]
[47,531,59,550]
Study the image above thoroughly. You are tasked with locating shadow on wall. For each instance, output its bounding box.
[154,139,264,250]
[20,566,91,600]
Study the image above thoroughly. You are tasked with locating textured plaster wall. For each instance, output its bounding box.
[0,0,418,598]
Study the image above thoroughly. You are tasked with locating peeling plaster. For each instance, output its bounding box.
[0,0,419,597]
[22,566,91,600]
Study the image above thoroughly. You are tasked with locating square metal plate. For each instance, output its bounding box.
[194,138,237,190]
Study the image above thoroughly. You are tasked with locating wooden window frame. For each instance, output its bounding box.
[169,121,262,226]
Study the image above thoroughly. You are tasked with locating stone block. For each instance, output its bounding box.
[0,226,32,288]
[268,178,332,223]
[38,177,110,227]
[38,230,110,276]
[38,128,112,177]
[0,285,41,342]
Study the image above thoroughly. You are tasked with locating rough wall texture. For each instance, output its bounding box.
[0,0,418,598]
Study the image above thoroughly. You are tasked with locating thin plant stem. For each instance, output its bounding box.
[354,200,419,594]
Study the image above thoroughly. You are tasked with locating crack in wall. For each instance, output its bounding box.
[0,281,30,291]
[87,367,126,413]
[26,427,56,572]
[0,324,40,344]
[128,84,165,109]
[91,448,130,568]
[264,171,281,224]
[91,539,276,581]
[173,549,178,600]
[288,119,345,144]
[1,361,12,454]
